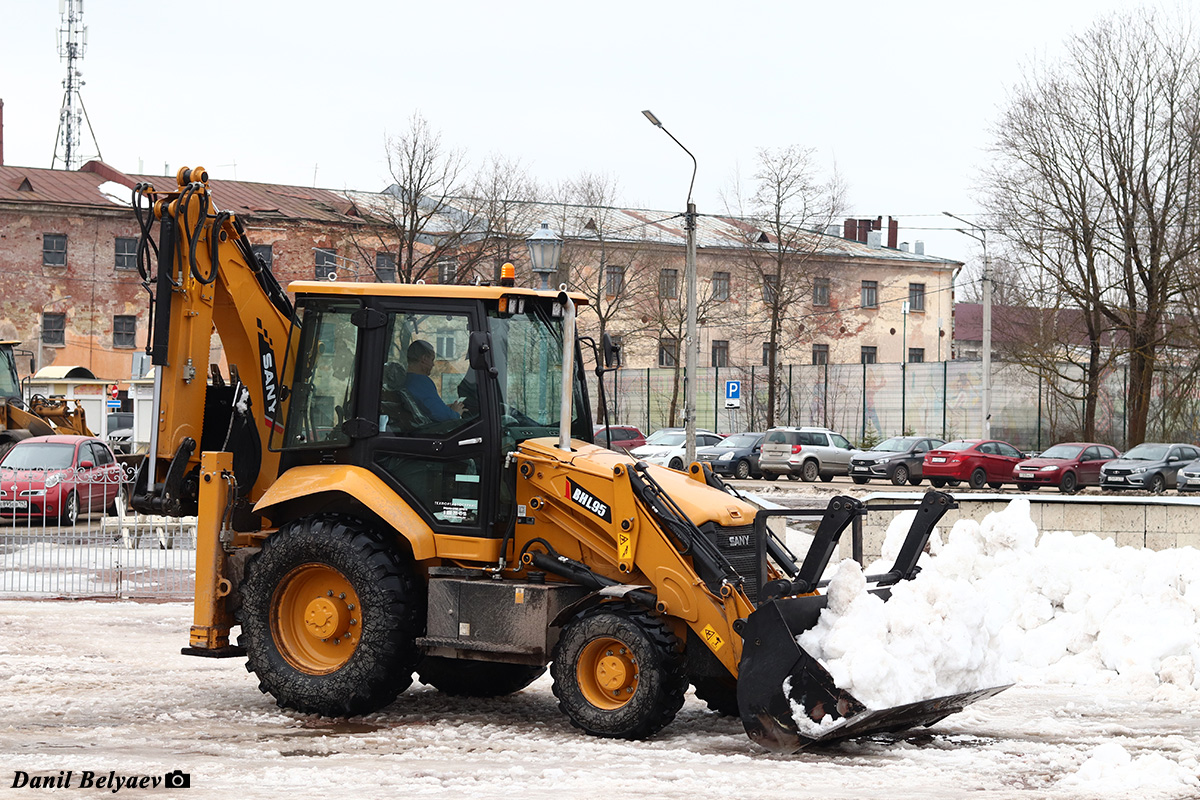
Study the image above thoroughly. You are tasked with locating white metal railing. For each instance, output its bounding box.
[0,465,196,598]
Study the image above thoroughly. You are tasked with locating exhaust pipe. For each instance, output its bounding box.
[557,291,575,453]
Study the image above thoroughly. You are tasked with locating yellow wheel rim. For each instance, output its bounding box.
[577,636,638,710]
[272,563,361,674]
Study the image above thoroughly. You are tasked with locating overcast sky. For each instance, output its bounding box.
[0,0,1173,269]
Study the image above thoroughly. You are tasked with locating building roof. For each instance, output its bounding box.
[0,161,962,269]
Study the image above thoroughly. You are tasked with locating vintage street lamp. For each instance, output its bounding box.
[527,222,563,290]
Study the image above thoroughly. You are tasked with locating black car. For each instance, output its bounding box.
[696,432,765,480]
[849,435,945,486]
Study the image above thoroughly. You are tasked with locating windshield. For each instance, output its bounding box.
[645,433,685,447]
[874,437,917,453]
[1,442,75,470]
[938,441,974,452]
[488,302,589,449]
[1124,444,1167,461]
[0,345,19,400]
[645,430,681,445]
[1038,444,1083,460]
[719,434,759,448]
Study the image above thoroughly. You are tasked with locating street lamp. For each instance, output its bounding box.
[943,211,991,439]
[526,221,563,290]
[36,296,72,376]
[642,109,699,464]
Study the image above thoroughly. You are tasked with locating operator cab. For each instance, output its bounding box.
[0,343,22,403]
[276,284,593,539]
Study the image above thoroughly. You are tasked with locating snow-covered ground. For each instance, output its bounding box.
[1,499,1199,799]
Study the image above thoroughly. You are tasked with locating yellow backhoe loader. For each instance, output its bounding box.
[0,341,94,458]
[129,169,1007,751]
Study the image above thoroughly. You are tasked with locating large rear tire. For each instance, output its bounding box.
[418,656,545,697]
[238,515,423,717]
[551,603,686,739]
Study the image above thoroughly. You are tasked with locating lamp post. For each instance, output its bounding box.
[526,221,563,290]
[35,296,72,376]
[642,109,699,464]
[901,299,909,434]
[943,211,991,439]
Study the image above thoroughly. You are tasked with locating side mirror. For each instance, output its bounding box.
[79,460,94,470]
[468,331,498,377]
[602,333,621,369]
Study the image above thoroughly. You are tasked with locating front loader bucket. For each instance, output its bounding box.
[737,595,1011,752]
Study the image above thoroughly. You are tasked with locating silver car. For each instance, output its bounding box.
[759,426,855,482]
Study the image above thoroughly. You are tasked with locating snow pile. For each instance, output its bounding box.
[98,181,133,206]
[796,497,1200,709]
[1056,742,1200,794]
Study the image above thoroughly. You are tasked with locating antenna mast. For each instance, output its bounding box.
[51,0,102,170]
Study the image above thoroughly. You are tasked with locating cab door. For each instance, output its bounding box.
[359,301,501,539]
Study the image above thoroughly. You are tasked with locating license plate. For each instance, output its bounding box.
[0,500,27,509]
[1108,475,1125,482]
[1018,472,1033,479]
[853,465,868,472]
[1190,478,1200,485]
[931,457,946,463]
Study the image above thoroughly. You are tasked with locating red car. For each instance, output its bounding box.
[922,439,1026,490]
[0,435,123,525]
[1012,442,1120,493]
[592,424,646,453]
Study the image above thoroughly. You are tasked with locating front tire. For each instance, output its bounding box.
[890,464,910,486]
[238,515,423,717]
[418,657,545,697]
[929,478,946,488]
[58,491,79,526]
[551,604,686,739]
[852,476,869,485]
[734,460,751,480]
[1149,473,1166,494]
[668,458,684,471]
[1059,471,1078,494]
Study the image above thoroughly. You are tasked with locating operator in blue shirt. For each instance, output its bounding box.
[405,339,463,422]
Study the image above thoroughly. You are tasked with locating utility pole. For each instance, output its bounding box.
[944,212,991,439]
[643,110,699,463]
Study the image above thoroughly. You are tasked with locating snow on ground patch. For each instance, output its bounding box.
[1056,741,1200,796]
[796,498,1200,711]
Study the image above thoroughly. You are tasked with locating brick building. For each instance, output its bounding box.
[0,161,962,389]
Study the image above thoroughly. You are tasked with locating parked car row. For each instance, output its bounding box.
[594,423,1200,495]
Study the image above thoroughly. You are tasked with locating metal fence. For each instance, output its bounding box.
[588,360,1199,453]
[0,465,196,599]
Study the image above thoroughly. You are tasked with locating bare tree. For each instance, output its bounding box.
[983,8,1200,444]
[462,154,543,282]
[723,146,845,427]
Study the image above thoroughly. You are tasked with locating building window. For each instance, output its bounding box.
[813,277,830,307]
[115,237,137,271]
[659,268,678,300]
[712,340,729,367]
[658,337,679,367]
[861,280,878,309]
[605,265,625,296]
[436,334,457,360]
[252,244,273,270]
[763,274,779,304]
[438,259,458,284]
[711,271,730,301]
[113,315,137,349]
[909,283,926,312]
[812,344,829,365]
[761,342,774,367]
[375,253,396,283]
[861,346,877,364]
[908,348,925,363]
[43,234,67,267]
[42,312,65,345]
[315,248,337,280]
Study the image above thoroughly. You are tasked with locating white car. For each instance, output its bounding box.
[629,429,724,470]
